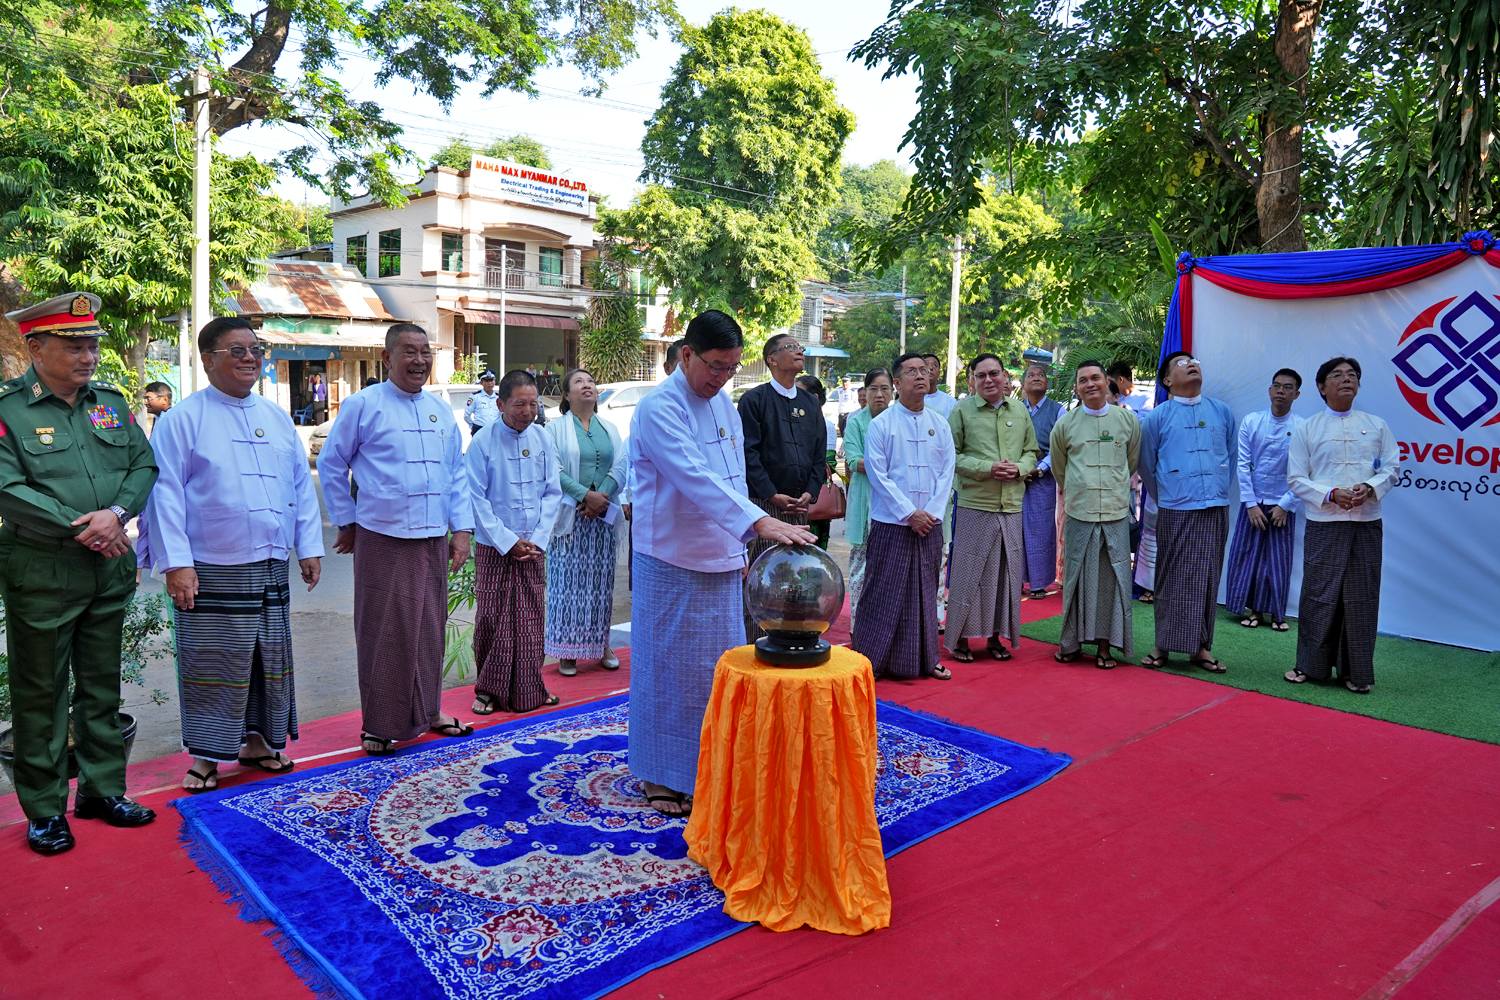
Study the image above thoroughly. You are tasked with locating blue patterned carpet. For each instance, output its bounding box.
[177,696,1070,999]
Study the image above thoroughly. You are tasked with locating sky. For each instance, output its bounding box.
[220,1,919,209]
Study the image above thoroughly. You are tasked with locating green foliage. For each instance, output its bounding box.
[432,135,553,171]
[450,352,486,384]
[817,160,912,284]
[0,61,315,360]
[607,9,852,340]
[444,556,477,680]
[0,2,677,205]
[578,251,646,385]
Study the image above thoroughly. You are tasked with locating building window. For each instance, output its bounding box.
[378,229,401,278]
[441,232,463,272]
[633,348,655,382]
[346,235,367,275]
[539,247,563,287]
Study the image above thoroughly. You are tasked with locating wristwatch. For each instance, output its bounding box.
[108,504,129,525]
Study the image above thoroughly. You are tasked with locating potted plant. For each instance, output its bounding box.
[0,592,171,787]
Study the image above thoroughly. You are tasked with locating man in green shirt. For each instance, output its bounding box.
[1050,360,1141,669]
[945,355,1038,662]
[0,292,160,855]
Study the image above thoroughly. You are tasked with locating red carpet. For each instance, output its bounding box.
[3,612,1497,999]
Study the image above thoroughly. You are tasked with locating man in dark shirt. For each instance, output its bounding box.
[737,333,827,640]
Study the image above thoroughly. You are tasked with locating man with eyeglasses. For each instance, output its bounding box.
[944,356,1039,663]
[1138,351,1236,673]
[736,333,827,642]
[138,317,323,794]
[0,291,159,854]
[1225,368,1305,632]
[628,311,815,817]
[1285,356,1399,695]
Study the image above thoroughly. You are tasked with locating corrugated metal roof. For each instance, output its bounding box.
[230,261,396,321]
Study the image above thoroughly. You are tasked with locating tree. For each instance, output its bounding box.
[578,249,646,385]
[3,1,679,204]
[852,0,1369,259]
[431,135,552,171]
[0,76,312,383]
[605,9,854,338]
[817,160,911,284]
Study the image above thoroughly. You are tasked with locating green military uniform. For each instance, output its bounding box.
[0,367,157,819]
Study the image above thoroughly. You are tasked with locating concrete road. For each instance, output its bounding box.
[1,470,851,792]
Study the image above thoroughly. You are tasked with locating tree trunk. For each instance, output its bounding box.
[1257,0,1322,252]
[0,264,29,379]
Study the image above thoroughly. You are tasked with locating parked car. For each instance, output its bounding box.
[593,381,658,440]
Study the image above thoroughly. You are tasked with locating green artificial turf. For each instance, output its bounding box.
[1020,603,1500,745]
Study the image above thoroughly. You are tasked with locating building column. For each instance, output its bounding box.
[565,248,582,287]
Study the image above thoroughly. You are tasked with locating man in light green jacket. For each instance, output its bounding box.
[944,355,1039,662]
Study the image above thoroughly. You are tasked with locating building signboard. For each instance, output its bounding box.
[470,156,589,213]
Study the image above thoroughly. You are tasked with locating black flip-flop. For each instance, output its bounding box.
[429,718,474,738]
[1284,669,1309,684]
[1095,655,1117,670]
[1239,617,1259,628]
[183,765,219,793]
[1191,656,1227,674]
[514,694,562,714]
[1270,621,1290,632]
[1053,649,1081,663]
[930,665,953,680]
[237,753,295,773]
[1139,653,1167,668]
[1344,681,1372,694]
[361,733,396,756]
[471,694,498,715]
[951,646,975,663]
[987,640,1013,661]
[645,792,691,818]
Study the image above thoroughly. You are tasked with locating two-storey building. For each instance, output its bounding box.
[331,156,599,382]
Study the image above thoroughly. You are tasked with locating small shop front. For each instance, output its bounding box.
[257,319,390,423]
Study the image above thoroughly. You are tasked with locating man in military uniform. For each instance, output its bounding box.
[464,369,500,436]
[0,292,159,855]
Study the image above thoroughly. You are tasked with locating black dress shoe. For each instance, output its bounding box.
[27,815,75,855]
[74,795,156,827]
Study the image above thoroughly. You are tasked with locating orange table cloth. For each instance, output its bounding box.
[683,644,891,935]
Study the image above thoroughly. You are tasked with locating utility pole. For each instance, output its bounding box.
[189,65,211,394]
[898,264,907,354]
[946,234,962,395]
[498,249,508,377]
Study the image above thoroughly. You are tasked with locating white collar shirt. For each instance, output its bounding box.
[317,381,473,538]
[1288,407,1400,522]
[138,385,323,570]
[1237,409,1304,509]
[628,368,765,572]
[864,401,956,524]
[465,417,562,553]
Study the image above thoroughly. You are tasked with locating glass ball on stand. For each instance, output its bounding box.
[744,544,846,666]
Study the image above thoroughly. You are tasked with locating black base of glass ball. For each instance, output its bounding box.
[754,634,832,667]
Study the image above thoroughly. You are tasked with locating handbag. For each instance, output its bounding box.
[805,480,846,520]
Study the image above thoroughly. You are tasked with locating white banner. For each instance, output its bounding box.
[1192,256,1500,651]
[469,156,590,213]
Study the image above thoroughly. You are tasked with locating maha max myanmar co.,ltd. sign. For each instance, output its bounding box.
[470,156,589,214]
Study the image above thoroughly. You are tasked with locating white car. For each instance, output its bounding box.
[594,380,659,441]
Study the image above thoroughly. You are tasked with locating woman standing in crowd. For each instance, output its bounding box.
[841,367,891,627]
[545,369,628,676]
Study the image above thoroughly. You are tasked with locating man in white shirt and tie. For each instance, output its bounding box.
[852,352,957,680]
[140,317,324,793]
[1285,356,1399,694]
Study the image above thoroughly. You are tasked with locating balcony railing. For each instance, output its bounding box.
[483,266,570,291]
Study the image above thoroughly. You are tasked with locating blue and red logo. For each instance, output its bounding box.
[1393,291,1500,430]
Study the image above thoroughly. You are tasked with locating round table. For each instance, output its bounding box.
[683,644,891,935]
